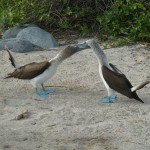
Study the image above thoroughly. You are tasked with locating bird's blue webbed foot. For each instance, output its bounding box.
[35,88,48,100]
[41,84,55,95]
[98,95,117,103]
[42,89,55,95]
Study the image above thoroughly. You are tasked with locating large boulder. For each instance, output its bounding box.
[12,39,41,53]
[0,38,17,50]
[2,24,37,39]
[0,38,41,53]
[1,24,59,52]
[17,26,59,49]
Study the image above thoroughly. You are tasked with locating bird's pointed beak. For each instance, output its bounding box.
[74,42,90,50]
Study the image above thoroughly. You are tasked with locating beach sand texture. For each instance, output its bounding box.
[0,42,150,150]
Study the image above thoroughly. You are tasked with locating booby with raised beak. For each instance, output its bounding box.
[4,42,90,100]
[86,39,150,103]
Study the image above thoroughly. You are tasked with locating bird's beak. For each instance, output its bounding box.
[74,42,90,49]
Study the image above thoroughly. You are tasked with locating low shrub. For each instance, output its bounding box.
[97,0,150,42]
[0,0,150,42]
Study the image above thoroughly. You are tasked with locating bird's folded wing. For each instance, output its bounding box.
[8,61,51,79]
[102,66,133,98]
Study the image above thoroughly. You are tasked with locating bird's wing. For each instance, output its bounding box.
[109,63,124,74]
[7,61,51,79]
[131,80,150,92]
[102,65,133,98]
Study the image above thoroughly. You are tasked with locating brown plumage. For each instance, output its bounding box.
[6,49,16,68]
[86,38,149,103]
[4,61,51,79]
[5,46,19,68]
[4,42,90,99]
[132,80,150,91]
[55,44,90,62]
[4,42,89,81]
[102,65,144,103]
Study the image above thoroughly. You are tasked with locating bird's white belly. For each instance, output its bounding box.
[99,66,109,90]
[99,64,115,96]
[30,65,57,87]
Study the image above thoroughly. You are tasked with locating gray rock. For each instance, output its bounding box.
[1,25,58,52]
[0,38,41,53]
[0,38,17,50]
[2,26,23,39]
[2,24,37,39]
[17,26,59,49]
[12,39,41,53]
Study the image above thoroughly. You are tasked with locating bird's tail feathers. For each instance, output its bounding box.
[133,92,144,103]
[131,80,150,92]
[4,75,12,79]
[5,45,19,69]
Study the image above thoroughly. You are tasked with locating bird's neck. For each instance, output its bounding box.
[91,41,109,67]
[49,42,90,65]
[49,46,81,65]
[49,53,69,66]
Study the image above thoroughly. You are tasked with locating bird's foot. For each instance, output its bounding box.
[41,84,55,95]
[98,95,117,103]
[36,92,48,100]
[41,89,55,95]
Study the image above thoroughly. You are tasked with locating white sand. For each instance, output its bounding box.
[0,42,150,150]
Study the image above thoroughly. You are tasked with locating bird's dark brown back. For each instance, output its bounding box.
[5,61,51,79]
[102,65,144,103]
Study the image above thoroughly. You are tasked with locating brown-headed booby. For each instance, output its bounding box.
[4,42,90,100]
[86,39,150,103]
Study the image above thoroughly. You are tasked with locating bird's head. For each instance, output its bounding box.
[85,37,98,48]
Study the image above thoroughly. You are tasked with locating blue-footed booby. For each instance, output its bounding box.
[4,42,90,100]
[86,39,150,103]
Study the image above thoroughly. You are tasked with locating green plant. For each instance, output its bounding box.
[97,0,150,42]
[0,0,150,43]
[0,0,110,35]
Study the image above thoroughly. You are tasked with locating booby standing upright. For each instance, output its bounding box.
[86,39,150,103]
[4,42,90,100]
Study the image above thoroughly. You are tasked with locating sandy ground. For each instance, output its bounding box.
[0,40,150,150]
